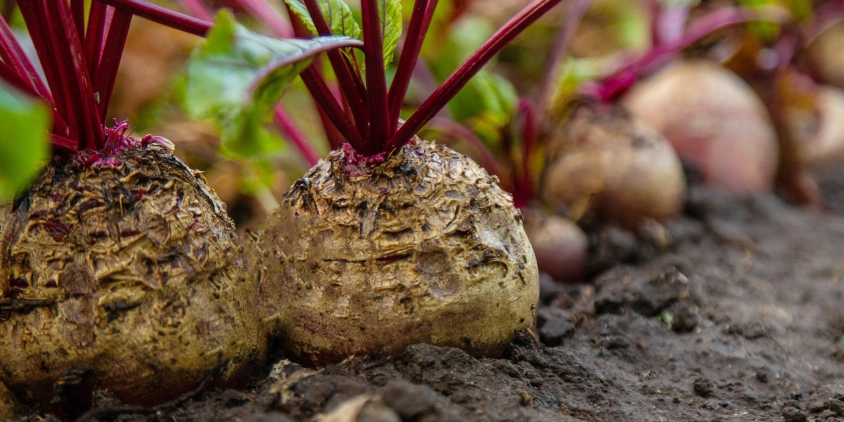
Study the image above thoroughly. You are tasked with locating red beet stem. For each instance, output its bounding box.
[95,0,212,36]
[95,7,133,125]
[285,2,358,151]
[584,6,791,101]
[71,0,86,42]
[19,0,103,149]
[0,14,52,102]
[300,66,367,148]
[50,134,79,154]
[517,98,537,202]
[536,0,589,123]
[177,0,215,21]
[360,0,389,155]
[84,2,112,78]
[275,105,321,166]
[237,0,294,38]
[428,117,501,177]
[303,0,369,136]
[387,0,437,135]
[387,0,566,153]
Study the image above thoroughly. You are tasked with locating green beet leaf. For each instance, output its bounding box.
[285,0,400,70]
[284,0,363,40]
[0,82,50,204]
[378,0,403,68]
[184,11,361,158]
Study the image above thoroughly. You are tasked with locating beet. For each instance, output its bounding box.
[0,143,265,410]
[541,105,686,229]
[791,86,844,170]
[522,207,588,283]
[622,60,779,193]
[253,139,539,366]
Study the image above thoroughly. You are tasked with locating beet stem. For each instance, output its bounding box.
[387,0,566,153]
[0,61,39,97]
[585,6,790,101]
[237,0,294,38]
[300,66,367,148]
[274,105,321,166]
[20,0,103,149]
[177,0,215,22]
[360,0,389,154]
[71,0,86,43]
[95,8,133,124]
[302,0,370,136]
[284,3,350,150]
[517,98,536,202]
[85,2,112,79]
[428,117,501,177]
[0,14,52,102]
[95,0,212,36]
[50,134,79,153]
[536,0,589,123]
[387,0,437,134]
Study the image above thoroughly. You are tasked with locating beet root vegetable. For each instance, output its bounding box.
[622,60,779,193]
[541,106,686,229]
[0,143,265,407]
[521,208,588,282]
[791,86,844,170]
[184,0,564,366]
[254,139,538,366]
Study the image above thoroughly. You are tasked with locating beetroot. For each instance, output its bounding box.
[522,207,587,282]
[176,0,569,366]
[0,0,265,414]
[622,60,779,193]
[256,139,538,365]
[542,105,686,229]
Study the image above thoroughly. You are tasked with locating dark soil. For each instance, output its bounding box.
[19,179,844,422]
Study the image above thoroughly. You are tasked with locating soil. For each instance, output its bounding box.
[16,176,844,421]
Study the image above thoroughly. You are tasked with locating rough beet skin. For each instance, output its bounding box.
[0,142,265,410]
[254,139,539,366]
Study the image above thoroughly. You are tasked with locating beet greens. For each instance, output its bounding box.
[183,0,568,161]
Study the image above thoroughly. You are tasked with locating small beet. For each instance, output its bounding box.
[522,207,588,283]
[541,105,686,230]
[790,86,844,170]
[254,139,539,366]
[622,60,779,193]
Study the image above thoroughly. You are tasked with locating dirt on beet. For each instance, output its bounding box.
[17,176,844,421]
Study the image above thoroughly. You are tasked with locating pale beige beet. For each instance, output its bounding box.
[622,60,779,193]
[254,138,539,366]
[541,106,686,229]
[522,208,588,282]
[0,144,265,410]
[790,86,844,170]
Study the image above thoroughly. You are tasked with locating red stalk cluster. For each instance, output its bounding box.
[0,0,207,155]
[181,0,567,158]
